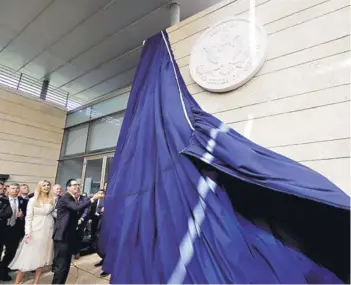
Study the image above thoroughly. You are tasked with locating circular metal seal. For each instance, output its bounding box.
[189,17,267,93]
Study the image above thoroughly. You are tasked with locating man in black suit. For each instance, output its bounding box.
[92,196,109,277]
[90,194,105,249]
[52,179,104,284]
[1,183,27,281]
[0,193,13,281]
[92,182,108,277]
[72,191,90,259]
[19,184,30,200]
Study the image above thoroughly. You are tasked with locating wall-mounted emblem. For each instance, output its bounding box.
[189,17,267,93]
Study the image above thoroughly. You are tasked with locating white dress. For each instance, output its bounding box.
[9,198,56,271]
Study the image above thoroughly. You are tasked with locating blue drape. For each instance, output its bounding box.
[99,31,350,284]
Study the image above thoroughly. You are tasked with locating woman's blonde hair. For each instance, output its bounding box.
[33,180,54,207]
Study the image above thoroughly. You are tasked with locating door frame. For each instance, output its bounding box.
[81,152,114,193]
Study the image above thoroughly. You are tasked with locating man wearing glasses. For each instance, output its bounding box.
[52,179,104,284]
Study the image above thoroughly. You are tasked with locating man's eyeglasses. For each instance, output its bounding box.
[70,183,80,187]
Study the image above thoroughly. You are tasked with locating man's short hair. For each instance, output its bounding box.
[66,179,77,188]
[10,183,20,188]
[20,184,29,188]
[0,182,4,186]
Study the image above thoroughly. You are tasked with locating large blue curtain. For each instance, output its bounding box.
[99,31,350,284]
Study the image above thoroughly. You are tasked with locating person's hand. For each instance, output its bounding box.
[101,207,104,213]
[78,218,83,225]
[92,191,104,201]
[24,234,30,244]
[17,209,23,218]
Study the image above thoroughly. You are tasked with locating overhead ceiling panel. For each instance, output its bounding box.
[0,0,113,72]
[177,0,221,20]
[61,47,142,95]
[71,67,136,102]
[20,50,66,79]
[0,26,17,52]
[0,0,52,50]
[0,0,223,108]
[22,0,171,82]
[49,3,170,88]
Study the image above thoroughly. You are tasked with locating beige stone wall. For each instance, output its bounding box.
[0,87,66,192]
[168,0,350,194]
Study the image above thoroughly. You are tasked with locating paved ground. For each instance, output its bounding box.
[4,254,110,284]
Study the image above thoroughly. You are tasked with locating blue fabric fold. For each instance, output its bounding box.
[99,31,350,284]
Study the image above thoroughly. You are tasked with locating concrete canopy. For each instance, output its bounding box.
[0,0,221,109]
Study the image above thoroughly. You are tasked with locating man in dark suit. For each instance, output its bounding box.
[19,184,30,200]
[1,183,27,281]
[52,179,104,284]
[72,191,90,259]
[92,182,108,277]
[0,193,13,281]
[93,196,108,277]
[90,194,105,249]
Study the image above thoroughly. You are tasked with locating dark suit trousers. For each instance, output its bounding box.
[0,224,6,278]
[0,223,4,257]
[52,241,71,284]
[72,224,86,255]
[2,225,22,269]
[90,215,100,246]
[96,217,105,259]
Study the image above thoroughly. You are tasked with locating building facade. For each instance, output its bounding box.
[0,87,66,190]
[57,0,350,196]
[0,0,349,196]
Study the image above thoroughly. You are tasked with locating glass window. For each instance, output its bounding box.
[83,158,103,195]
[56,158,84,188]
[64,124,89,156]
[104,156,114,191]
[66,107,91,127]
[87,113,123,152]
[91,93,129,119]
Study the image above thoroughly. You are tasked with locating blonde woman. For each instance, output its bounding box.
[9,180,56,284]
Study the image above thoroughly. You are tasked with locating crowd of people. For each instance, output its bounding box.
[0,180,106,284]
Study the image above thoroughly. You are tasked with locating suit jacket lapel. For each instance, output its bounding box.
[66,192,78,204]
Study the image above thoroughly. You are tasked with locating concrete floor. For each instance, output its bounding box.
[4,254,110,284]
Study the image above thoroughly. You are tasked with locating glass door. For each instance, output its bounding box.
[81,157,103,195]
[103,155,114,192]
[81,153,114,195]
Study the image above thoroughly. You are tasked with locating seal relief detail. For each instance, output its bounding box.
[189,17,267,93]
